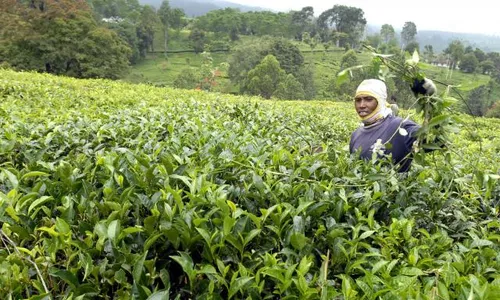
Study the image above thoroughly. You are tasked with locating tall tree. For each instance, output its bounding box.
[158,0,171,57]
[423,45,434,62]
[169,8,186,31]
[137,5,159,56]
[289,6,314,40]
[380,24,395,44]
[189,28,206,53]
[444,40,465,70]
[401,21,417,47]
[317,5,366,48]
[474,48,486,63]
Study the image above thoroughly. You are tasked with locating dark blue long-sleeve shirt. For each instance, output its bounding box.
[349,115,420,172]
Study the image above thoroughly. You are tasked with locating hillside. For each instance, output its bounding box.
[1,68,500,298]
[139,0,266,16]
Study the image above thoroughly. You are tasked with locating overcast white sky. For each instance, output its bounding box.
[227,0,499,35]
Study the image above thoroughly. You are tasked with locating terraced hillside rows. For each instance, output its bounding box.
[1,69,500,299]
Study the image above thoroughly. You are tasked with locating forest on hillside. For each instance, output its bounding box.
[1,0,500,117]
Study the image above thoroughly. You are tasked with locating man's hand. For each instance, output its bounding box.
[411,78,437,96]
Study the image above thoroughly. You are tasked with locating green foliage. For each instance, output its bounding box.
[229,37,314,99]
[274,74,305,100]
[193,8,292,39]
[173,67,198,89]
[267,38,305,76]
[106,21,141,64]
[188,28,207,53]
[244,55,285,99]
[1,69,500,299]
[423,45,435,62]
[464,85,495,116]
[364,34,382,49]
[480,60,495,74]
[173,52,227,92]
[341,50,359,69]
[0,0,131,79]
[460,53,479,73]
[485,101,500,118]
[380,24,395,44]
[444,40,465,70]
[317,5,367,47]
[90,0,142,20]
[290,6,315,40]
[404,41,420,55]
[401,21,417,46]
[156,0,185,54]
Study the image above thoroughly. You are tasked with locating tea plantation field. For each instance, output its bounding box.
[1,69,500,299]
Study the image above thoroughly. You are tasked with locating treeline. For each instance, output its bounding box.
[191,6,367,49]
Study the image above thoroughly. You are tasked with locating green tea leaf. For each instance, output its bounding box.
[228,276,253,299]
[107,220,120,244]
[49,268,79,288]
[28,196,53,215]
[147,290,169,300]
[133,251,148,283]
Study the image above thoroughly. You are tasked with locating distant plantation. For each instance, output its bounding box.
[1,69,499,298]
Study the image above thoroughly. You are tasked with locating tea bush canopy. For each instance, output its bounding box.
[0,69,499,298]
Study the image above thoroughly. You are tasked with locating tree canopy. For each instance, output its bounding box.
[317,5,366,48]
[0,0,131,78]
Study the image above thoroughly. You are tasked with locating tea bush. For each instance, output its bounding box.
[1,69,499,299]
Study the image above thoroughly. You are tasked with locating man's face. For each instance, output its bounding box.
[354,95,378,118]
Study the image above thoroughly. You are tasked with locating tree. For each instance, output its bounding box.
[189,28,206,53]
[423,45,434,63]
[295,65,316,99]
[289,6,315,40]
[244,55,285,99]
[90,0,141,20]
[459,53,479,73]
[401,21,417,47]
[465,85,491,116]
[340,49,358,69]
[365,34,382,48]
[136,5,159,57]
[157,0,171,57]
[174,68,199,89]
[380,24,395,44]
[404,41,419,54]
[474,48,487,63]
[265,38,304,77]
[169,8,185,31]
[228,37,315,99]
[444,40,465,70]
[479,60,495,74]
[195,8,241,38]
[274,74,305,99]
[302,32,318,51]
[0,0,131,78]
[317,5,366,48]
[106,21,140,64]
